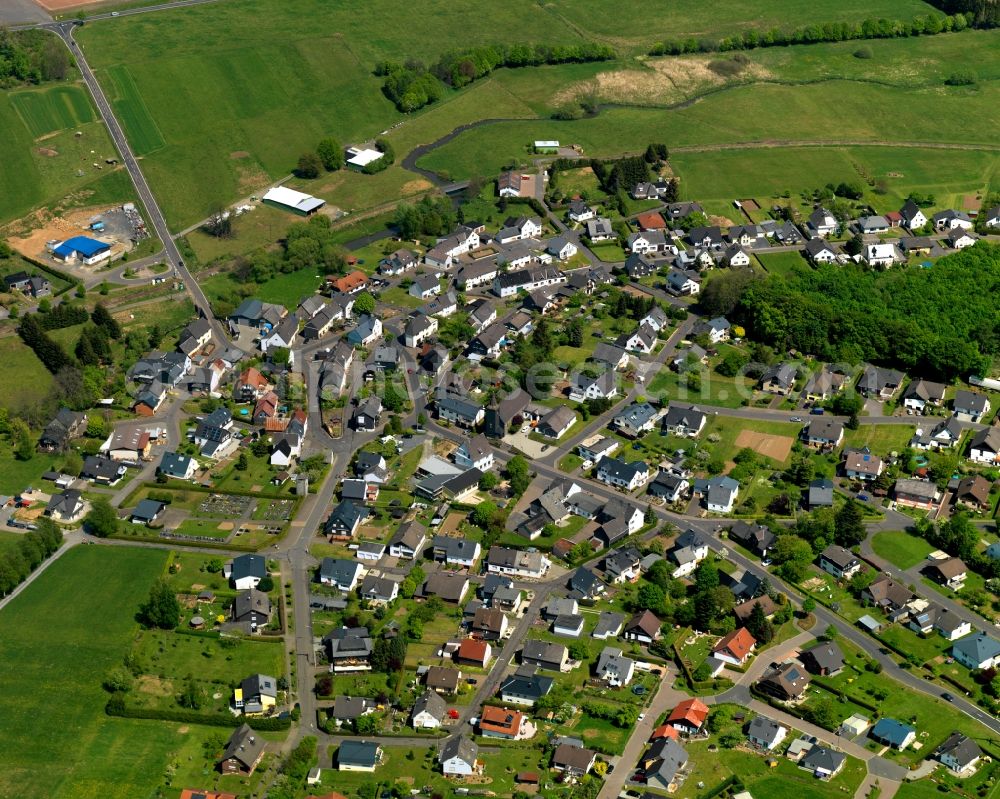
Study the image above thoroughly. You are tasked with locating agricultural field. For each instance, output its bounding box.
[0,83,134,225]
[0,545,178,799]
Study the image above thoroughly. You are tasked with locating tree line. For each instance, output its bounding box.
[706,244,1000,380]
[0,29,72,87]
[926,0,1000,28]
[0,517,63,595]
[649,12,976,56]
[377,41,616,112]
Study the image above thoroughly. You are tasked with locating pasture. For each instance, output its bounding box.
[0,545,177,799]
[0,85,132,225]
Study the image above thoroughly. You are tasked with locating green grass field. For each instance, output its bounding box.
[10,85,96,137]
[755,250,811,278]
[871,529,934,569]
[0,335,53,418]
[0,545,178,799]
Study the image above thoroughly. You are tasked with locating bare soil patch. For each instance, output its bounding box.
[734,429,793,463]
[740,198,761,212]
[5,204,122,261]
[708,214,736,227]
[230,151,250,159]
[37,147,59,157]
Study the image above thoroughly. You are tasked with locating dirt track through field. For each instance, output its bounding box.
[734,429,793,463]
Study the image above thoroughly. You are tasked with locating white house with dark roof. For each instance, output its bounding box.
[596,456,649,492]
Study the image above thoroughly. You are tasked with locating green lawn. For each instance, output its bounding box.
[755,250,811,278]
[0,444,61,495]
[842,423,916,455]
[871,529,933,570]
[0,545,181,799]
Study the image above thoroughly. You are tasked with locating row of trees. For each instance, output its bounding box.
[0,517,63,595]
[927,0,1000,28]
[649,12,976,56]
[713,245,1000,380]
[393,195,457,240]
[377,42,616,112]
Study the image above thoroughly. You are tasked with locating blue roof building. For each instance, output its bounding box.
[53,236,111,263]
[870,718,916,750]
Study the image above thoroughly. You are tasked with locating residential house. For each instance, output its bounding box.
[437,394,485,429]
[479,705,526,738]
[865,242,897,268]
[804,237,839,264]
[667,697,710,735]
[538,406,576,440]
[388,521,426,560]
[625,253,656,279]
[665,267,701,296]
[747,716,788,751]
[802,746,846,779]
[727,520,775,560]
[712,627,756,666]
[324,627,373,672]
[567,200,595,223]
[522,640,569,672]
[38,408,87,451]
[486,546,550,580]
[46,489,85,522]
[641,738,689,791]
[553,744,597,778]
[440,736,478,777]
[596,646,635,686]
[569,370,618,402]
[346,314,382,347]
[647,471,690,504]
[800,642,845,676]
[695,475,740,514]
[692,316,731,343]
[894,478,939,509]
[425,665,462,695]
[862,576,916,614]
[613,402,659,438]
[596,456,649,491]
[231,589,272,630]
[218,724,266,775]
[661,403,707,438]
[500,665,554,705]
[857,215,890,234]
[81,455,127,486]
[903,379,947,412]
[319,558,362,591]
[808,478,835,509]
[669,529,710,577]
[455,639,492,668]
[411,690,447,729]
[337,740,382,772]
[351,396,382,432]
[924,557,967,589]
[723,243,751,267]
[360,574,399,605]
[935,733,982,774]
[947,230,979,249]
[760,362,798,395]
[578,434,620,463]
[807,208,837,238]
[619,323,658,354]
[585,217,614,242]
[591,342,630,371]
[757,661,810,701]
[603,546,642,584]
[819,545,861,580]
[953,633,1000,670]
[432,535,481,568]
[969,427,1000,464]
[234,673,278,716]
[954,390,990,423]
[471,606,509,641]
[900,199,927,230]
[933,209,974,231]
[403,313,438,348]
[844,449,883,481]
[953,475,992,511]
[323,500,369,540]
[856,366,904,400]
[422,573,470,604]
[623,609,662,645]
[225,554,267,590]
[378,248,418,276]
[870,718,916,751]
[467,298,496,333]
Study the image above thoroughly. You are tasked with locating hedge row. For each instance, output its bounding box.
[106,698,291,730]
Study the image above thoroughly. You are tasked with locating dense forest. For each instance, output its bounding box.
[928,0,1000,28]
[0,29,73,87]
[709,244,1000,380]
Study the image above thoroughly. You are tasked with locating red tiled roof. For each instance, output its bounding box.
[712,627,757,661]
[637,212,667,230]
[480,705,523,735]
[667,697,710,728]
[331,270,367,292]
[457,638,490,663]
[651,724,680,741]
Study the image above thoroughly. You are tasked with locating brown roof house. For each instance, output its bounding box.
[623,609,662,645]
[923,557,967,589]
[552,743,598,777]
[757,661,810,701]
[862,576,917,618]
[218,724,266,774]
[953,475,992,511]
[425,665,462,695]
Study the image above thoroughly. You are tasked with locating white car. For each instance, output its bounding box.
[580,459,593,470]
